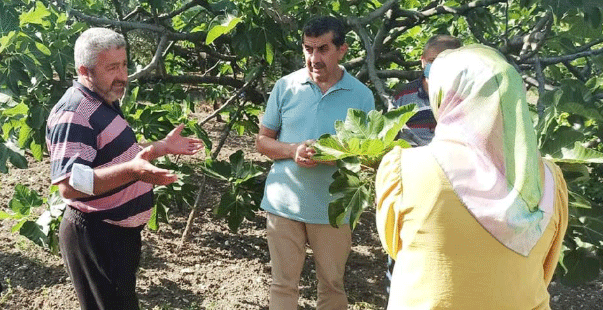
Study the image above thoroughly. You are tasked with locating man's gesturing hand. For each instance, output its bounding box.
[132,146,179,185]
[148,124,204,160]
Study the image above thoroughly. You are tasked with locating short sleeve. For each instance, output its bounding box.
[375,146,404,259]
[46,110,97,184]
[261,79,283,131]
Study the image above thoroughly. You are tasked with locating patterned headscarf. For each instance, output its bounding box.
[428,44,549,256]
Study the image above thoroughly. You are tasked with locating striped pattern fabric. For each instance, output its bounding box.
[389,78,436,143]
[46,81,153,228]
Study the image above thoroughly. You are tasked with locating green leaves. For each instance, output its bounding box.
[0,140,28,173]
[559,247,602,286]
[557,142,603,164]
[314,106,416,228]
[0,184,64,254]
[314,106,415,169]
[200,150,266,232]
[19,1,51,28]
[206,16,242,45]
[327,162,372,228]
[9,184,41,218]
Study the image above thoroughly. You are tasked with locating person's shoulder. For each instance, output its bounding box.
[279,68,307,84]
[342,71,372,94]
[51,85,87,114]
[51,83,105,121]
[394,78,423,97]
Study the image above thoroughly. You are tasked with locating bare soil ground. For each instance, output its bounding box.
[1,117,602,309]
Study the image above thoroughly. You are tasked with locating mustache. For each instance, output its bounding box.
[310,62,325,69]
[112,81,127,88]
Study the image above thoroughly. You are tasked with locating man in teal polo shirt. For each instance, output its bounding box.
[256,16,375,310]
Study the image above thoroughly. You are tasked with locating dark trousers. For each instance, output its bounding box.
[59,206,143,310]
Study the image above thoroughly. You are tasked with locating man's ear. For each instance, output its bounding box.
[338,43,348,60]
[77,65,89,77]
[420,55,427,68]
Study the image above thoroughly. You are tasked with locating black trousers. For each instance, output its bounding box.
[59,206,143,310]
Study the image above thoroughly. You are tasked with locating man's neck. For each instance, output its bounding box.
[313,68,344,94]
[77,77,116,107]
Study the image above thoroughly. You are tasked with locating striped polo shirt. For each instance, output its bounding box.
[46,81,153,227]
[389,77,436,144]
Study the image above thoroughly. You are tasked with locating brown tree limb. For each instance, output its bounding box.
[136,74,265,104]
[359,0,399,24]
[563,61,588,82]
[519,10,553,60]
[123,6,149,21]
[391,0,506,28]
[197,64,267,127]
[180,174,207,245]
[56,0,207,42]
[158,0,210,20]
[524,47,603,66]
[522,75,555,91]
[534,57,546,120]
[128,35,170,81]
[348,15,391,106]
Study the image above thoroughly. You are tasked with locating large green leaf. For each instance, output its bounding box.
[19,1,51,27]
[540,126,585,158]
[558,163,591,184]
[9,184,43,216]
[380,104,417,145]
[559,247,601,286]
[327,169,371,228]
[342,109,371,140]
[200,158,232,181]
[206,16,242,45]
[19,220,49,248]
[315,107,415,169]
[551,142,603,164]
[147,200,169,231]
[313,135,348,161]
[557,101,603,121]
[229,150,264,183]
[215,188,247,232]
[5,140,28,169]
[572,214,603,245]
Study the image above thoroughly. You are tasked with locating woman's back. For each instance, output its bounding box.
[378,146,568,310]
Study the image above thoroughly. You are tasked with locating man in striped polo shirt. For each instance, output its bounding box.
[46,27,203,309]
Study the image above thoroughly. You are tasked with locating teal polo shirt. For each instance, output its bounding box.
[260,67,375,224]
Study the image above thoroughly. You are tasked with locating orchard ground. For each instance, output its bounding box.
[1,113,603,309]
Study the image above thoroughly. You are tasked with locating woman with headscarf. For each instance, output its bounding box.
[375,44,568,309]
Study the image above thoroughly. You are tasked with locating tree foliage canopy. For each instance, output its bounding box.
[2,0,603,286]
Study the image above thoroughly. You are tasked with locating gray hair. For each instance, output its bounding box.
[74,27,126,71]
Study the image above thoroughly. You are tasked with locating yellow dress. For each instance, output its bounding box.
[376,146,568,310]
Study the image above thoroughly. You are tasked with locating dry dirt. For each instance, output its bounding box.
[1,117,603,309]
